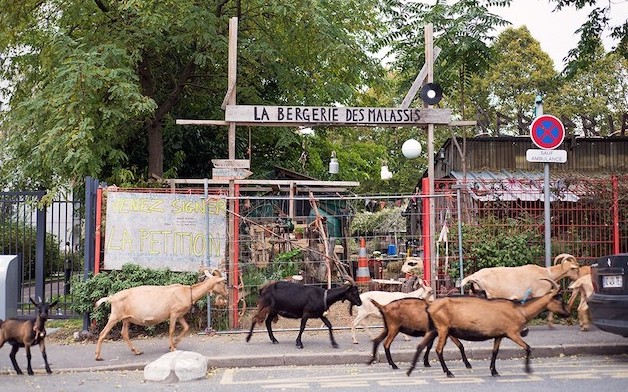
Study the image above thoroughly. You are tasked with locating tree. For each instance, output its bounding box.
[0,1,388,194]
[467,26,559,135]
[547,51,628,136]
[547,0,628,76]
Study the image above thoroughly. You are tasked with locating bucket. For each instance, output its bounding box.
[387,244,397,256]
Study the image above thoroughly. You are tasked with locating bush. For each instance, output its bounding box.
[70,263,216,333]
[448,216,544,281]
[241,248,302,307]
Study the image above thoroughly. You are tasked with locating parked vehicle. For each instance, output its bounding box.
[588,253,628,337]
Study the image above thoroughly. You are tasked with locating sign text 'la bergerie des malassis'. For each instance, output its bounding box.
[225,105,452,126]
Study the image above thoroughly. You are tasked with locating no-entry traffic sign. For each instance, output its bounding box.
[530,115,565,150]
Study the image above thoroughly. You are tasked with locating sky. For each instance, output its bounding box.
[489,0,628,70]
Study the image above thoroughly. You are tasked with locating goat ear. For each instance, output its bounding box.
[30,297,38,306]
[50,299,59,307]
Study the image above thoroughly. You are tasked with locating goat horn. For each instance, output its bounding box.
[540,278,559,292]
[553,253,577,266]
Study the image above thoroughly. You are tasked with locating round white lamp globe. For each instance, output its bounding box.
[402,139,422,159]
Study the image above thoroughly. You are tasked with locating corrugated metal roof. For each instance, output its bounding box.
[450,170,580,202]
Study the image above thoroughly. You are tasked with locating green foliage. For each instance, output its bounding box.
[241,249,303,307]
[70,263,198,331]
[350,207,404,236]
[448,216,544,280]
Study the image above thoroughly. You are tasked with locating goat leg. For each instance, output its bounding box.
[245,320,256,342]
[26,345,34,375]
[174,316,190,347]
[435,336,454,378]
[490,337,502,376]
[407,331,436,377]
[121,320,143,356]
[265,314,280,344]
[95,316,120,360]
[9,344,23,375]
[505,333,533,374]
[320,316,338,348]
[381,325,401,369]
[368,329,387,365]
[449,336,471,369]
[422,336,434,368]
[295,317,308,349]
[39,341,52,374]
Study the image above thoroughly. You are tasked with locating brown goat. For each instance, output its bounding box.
[407,279,569,378]
[368,297,471,370]
[94,268,227,361]
[0,297,58,375]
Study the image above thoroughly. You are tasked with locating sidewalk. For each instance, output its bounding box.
[1,324,627,374]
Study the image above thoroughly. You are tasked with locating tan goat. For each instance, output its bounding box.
[94,268,228,361]
[567,273,594,331]
[460,253,579,327]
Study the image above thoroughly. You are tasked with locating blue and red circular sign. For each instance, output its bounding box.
[530,115,565,150]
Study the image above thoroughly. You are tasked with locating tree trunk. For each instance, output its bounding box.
[138,55,196,180]
[148,120,164,178]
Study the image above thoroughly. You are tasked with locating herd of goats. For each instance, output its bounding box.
[0,253,593,378]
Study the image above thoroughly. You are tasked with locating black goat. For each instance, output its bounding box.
[246,278,362,348]
[0,297,58,375]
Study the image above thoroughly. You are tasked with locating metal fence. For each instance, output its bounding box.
[2,174,626,328]
[0,191,83,318]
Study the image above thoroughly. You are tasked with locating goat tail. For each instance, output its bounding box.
[95,297,111,308]
[464,278,487,295]
[369,299,384,311]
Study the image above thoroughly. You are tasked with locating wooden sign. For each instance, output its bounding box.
[225,105,452,126]
[212,167,253,180]
[211,159,250,169]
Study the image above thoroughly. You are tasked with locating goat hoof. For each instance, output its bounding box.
[392,365,399,370]
[95,357,104,361]
[446,372,455,378]
[332,343,339,349]
[491,371,500,377]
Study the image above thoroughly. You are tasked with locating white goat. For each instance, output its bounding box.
[94,268,227,361]
[567,273,594,331]
[350,279,434,344]
[460,253,580,327]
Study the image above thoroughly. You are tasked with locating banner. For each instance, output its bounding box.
[103,192,226,271]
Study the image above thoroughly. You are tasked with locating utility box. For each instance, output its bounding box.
[0,255,19,320]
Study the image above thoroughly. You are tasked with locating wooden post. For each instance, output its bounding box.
[227,17,238,329]
[425,24,437,288]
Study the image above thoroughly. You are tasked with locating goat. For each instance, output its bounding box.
[407,278,569,378]
[350,279,434,344]
[94,267,227,361]
[460,253,579,327]
[0,297,58,375]
[567,273,594,331]
[245,277,362,349]
[367,297,471,370]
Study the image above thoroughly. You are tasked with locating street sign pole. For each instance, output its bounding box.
[537,101,552,268]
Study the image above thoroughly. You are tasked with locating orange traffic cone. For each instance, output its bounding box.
[356,237,371,284]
